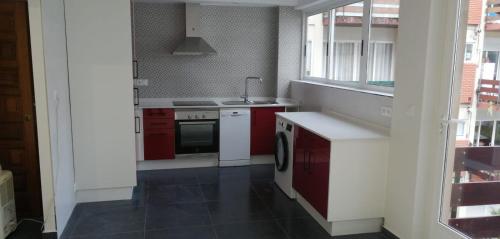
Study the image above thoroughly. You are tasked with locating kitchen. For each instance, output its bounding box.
[129,1,390,237]
[10,0,483,238]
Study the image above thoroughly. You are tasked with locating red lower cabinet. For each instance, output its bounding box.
[293,126,331,219]
[143,109,175,160]
[251,107,285,155]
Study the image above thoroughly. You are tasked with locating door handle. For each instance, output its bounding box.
[440,117,466,133]
[24,114,32,122]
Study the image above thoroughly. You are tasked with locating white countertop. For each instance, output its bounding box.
[276,112,389,141]
[137,97,298,109]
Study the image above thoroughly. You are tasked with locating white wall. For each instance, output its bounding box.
[27,0,57,233]
[40,0,76,236]
[64,0,137,201]
[383,0,460,238]
[291,81,393,128]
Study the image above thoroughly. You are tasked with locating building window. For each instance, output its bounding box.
[456,122,466,137]
[302,0,399,93]
[464,43,474,62]
[331,41,361,82]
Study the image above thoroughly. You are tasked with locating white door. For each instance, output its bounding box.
[431,0,500,238]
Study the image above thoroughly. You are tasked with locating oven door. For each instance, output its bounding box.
[175,120,219,154]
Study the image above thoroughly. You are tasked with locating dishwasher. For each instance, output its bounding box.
[219,108,251,167]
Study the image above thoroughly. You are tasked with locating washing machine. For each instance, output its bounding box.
[274,115,296,199]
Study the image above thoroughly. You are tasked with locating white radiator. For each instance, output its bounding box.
[0,171,16,239]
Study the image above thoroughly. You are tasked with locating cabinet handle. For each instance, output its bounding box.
[303,151,308,171]
[308,152,313,174]
[133,60,139,79]
[134,88,140,106]
[135,117,141,133]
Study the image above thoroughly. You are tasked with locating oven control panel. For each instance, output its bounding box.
[175,110,219,120]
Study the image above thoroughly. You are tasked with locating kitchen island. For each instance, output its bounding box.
[276,112,390,236]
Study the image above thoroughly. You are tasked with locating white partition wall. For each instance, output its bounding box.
[65,0,137,201]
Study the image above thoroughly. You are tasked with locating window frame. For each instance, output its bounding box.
[300,0,397,94]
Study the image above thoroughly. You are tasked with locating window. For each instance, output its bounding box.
[367,0,399,88]
[464,43,473,61]
[304,12,328,78]
[303,0,400,92]
[456,122,465,137]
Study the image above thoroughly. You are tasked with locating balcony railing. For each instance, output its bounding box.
[450,147,500,238]
[477,79,500,107]
[486,0,500,31]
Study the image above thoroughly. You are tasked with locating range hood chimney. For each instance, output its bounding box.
[172,3,217,56]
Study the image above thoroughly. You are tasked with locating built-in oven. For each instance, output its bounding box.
[175,109,219,154]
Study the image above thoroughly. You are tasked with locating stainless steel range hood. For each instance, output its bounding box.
[172,3,216,56]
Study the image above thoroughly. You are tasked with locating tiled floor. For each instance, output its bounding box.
[45,165,385,239]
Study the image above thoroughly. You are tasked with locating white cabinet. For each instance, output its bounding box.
[65,0,136,201]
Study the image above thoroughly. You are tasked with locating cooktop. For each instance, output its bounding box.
[172,100,218,107]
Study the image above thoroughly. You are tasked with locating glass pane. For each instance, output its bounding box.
[180,124,214,147]
[367,0,399,87]
[479,121,493,146]
[440,0,500,237]
[305,12,328,78]
[327,2,363,82]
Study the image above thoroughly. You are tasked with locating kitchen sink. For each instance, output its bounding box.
[221,100,279,105]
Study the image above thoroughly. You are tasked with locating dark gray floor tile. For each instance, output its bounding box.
[144,169,199,186]
[146,226,216,239]
[277,218,332,239]
[195,167,222,184]
[334,233,387,239]
[66,231,144,239]
[200,181,256,201]
[147,184,204,205]
[145,203,211,230]
[68,204,145,237]
[250,165,275,181]
[7,220,42,239]
[251,180,281,199]
[261,191,310,219]
[207,197,273,225]
[214,221,288,239]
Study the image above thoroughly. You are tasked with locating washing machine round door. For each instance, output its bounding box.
[275,132,289,172]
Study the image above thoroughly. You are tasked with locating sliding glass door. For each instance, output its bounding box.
[438,0,500,238]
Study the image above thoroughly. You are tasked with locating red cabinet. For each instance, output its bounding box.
[143,108,175,160]
[250,107,285,155]
[293,126,331,219]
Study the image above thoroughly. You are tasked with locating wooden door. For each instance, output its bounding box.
[0,2,42,218]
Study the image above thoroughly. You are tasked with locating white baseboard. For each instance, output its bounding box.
[76,187,133,203]
[137,154,274,170]
[219,159,251,167]
[251,155,275,165]
[137,154,219,171]
[296,192,383,236]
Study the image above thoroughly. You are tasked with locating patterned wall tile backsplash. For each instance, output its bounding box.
[134,3,279,98]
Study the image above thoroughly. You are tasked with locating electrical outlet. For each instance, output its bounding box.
[134,79,148,87]
[380,106,392,118]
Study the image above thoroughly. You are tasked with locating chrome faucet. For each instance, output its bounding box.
[242,77,263,104]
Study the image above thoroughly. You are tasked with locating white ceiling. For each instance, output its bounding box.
[133,0,300,7]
